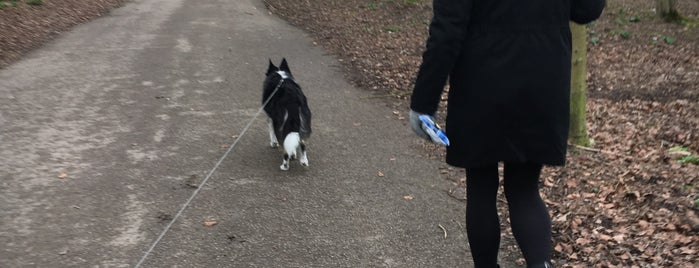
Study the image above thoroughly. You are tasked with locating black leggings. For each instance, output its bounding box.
[465,162,551,268]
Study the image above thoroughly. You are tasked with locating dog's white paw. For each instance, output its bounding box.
[280,163,289,171]
[270,142,279,148]
[300,155,309,167]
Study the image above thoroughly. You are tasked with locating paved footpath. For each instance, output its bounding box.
[0,0,477,267]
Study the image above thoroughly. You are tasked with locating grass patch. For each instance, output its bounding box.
[383,26,401,32]
[403,0,424,4]
[669,146,699,165]
[663,36,676,44]
[0,0,20,8]
[619,30,631,39]
[678,155,699,165]
[26,0,43,6]
[366,2,377,10]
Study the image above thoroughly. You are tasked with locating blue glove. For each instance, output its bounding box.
[410,110,433,141]
[410,110,450,146]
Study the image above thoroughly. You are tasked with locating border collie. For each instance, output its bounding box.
[262,58,312,170]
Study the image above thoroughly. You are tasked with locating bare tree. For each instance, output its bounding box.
[656,0,681,22]
[569,23,590,146]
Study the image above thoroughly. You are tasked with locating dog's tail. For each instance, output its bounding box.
[283,132,301,158]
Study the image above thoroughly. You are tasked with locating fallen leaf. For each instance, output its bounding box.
[565,179,579,188]
[554,243,564,253]
[554,213,569,222]
[680,246,696,255]
[203,221,218,227]
[613,234,625,243]
[638,220,650,228]
[576,237,591,245]
[544,177,554,187]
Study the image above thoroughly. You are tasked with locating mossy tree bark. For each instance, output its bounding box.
[569,22,591,147]
[656,0,682,23]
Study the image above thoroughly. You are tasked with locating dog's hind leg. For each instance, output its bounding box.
[267,118,279,147]
[299,141,309,167]
[280,153,290,171]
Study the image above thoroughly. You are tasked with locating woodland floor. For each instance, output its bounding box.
[1,0,698,267]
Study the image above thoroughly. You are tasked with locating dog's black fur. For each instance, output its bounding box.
[262,58,311,170]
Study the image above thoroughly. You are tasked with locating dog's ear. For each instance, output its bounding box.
[266,59,278,76]
[279,58,292,76]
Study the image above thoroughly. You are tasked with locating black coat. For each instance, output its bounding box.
[410,0,605,168]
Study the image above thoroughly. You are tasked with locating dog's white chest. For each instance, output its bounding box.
[276,71,290,79]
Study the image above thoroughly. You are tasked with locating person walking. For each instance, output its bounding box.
[409,0,605,267]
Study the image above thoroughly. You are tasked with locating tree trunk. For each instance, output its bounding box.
[569,23,590,147]
[656,0,681,22]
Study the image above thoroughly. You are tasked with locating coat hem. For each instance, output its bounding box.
[445,157,566,169]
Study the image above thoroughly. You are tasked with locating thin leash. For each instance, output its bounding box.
[134,77,286,267]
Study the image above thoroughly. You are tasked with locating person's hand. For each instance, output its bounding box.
[409,110,432,141]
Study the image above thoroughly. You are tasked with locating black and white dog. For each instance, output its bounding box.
[262,58,312,170]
